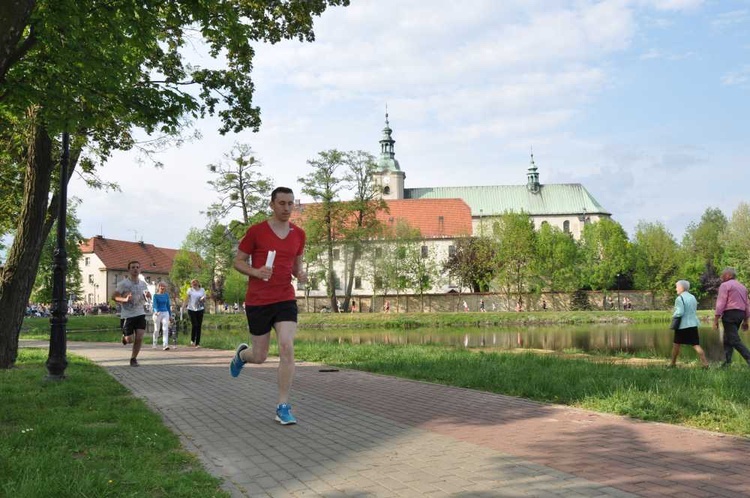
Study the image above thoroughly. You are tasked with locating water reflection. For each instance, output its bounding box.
[291,324,743,361]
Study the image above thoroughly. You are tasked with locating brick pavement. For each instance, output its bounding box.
[21,340,750,497]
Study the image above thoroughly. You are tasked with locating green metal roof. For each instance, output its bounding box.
[404,184,610,216]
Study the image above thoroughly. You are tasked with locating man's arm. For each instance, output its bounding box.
[292,254,307,283]
[714,283,728,329]
[112,285,131,304]
[234,248,270,280]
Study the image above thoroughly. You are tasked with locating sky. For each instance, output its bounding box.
[67,0,750,251]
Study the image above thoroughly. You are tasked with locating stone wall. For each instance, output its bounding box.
[297,290,681,314]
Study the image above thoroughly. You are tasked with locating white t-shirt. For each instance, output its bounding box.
[116,278,149,319]
[186,287,206,311]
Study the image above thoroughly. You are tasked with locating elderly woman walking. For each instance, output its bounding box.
[669,279,709,368]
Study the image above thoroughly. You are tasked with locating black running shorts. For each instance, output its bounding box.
[244,300,298,336]
[122,315,147,336]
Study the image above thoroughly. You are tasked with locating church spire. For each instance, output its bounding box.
[378,108,400,171]
[526,149,541,193]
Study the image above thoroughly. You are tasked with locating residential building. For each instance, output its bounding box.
[78,236,178,305]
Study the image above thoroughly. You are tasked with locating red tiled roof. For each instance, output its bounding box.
[291,198,472,238]
[80,236,178,274]
[377,199,472,237]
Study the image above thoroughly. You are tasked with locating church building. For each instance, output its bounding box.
[372,113,610,240]
[296,113,611,300]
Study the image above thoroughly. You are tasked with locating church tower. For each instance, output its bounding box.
[373,111,405,200]
[526,152,541,194]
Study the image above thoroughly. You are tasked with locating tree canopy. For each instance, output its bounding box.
[0,0,349,369]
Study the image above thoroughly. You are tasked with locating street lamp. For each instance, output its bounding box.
[616,273,621,311]
[46,132,69,380]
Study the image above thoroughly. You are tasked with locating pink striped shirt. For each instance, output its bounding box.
[715,278,750,320]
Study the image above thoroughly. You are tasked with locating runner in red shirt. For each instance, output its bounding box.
[229,187,307,425]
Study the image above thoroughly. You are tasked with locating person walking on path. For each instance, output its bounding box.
[714,267,750,368]
[669,280,709,368]
[183,279,206,347]
[152,282,171,350]
[113,260,151,367]
[229,186,307,425]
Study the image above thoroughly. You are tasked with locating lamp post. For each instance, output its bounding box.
[616,273,621,311]
[46,132,69,380]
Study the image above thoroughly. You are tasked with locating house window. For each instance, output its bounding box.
[333,249,340,260]
[448,245,456,257]
[88,274,94,284]
[84,257,90,266]
[333,274,341,290]
[421,245,428,258]
[355,276,362,289]
[563,220,570,233]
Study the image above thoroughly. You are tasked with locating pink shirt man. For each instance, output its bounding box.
[715,278,750,321]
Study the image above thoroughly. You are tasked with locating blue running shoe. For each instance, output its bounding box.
[230,343,248,377]
[275,403,297,425]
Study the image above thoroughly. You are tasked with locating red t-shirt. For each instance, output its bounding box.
[238,220,306,306]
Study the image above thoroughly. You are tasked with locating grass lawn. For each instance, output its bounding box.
[0,349,228,498]
[17,312,750,438]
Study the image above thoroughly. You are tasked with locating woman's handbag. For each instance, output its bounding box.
[670,295,685,330]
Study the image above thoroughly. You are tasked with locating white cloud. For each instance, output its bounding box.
[712,9,749,28]
[722,65,750,86]
[640,0,704,11]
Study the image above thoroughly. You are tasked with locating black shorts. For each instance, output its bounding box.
[122,315,147,336]
[674,326,700,346]
[245,300,298,336]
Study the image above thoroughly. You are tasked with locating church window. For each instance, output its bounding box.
[383,186,390,195]
[563,220,570,233]
[421,245,429,258]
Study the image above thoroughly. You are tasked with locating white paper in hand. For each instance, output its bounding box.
[263,250,276,281]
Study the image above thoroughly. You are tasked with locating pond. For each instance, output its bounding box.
[290,323,746,361]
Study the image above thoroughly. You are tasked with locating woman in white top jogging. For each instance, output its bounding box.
[182,279,206,347]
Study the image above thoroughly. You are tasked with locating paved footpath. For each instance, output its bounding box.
[22,341,750,498]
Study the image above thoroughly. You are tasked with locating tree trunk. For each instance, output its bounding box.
[344,243,360,311]
[0,116,53,368]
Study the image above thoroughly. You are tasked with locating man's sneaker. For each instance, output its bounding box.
[129,358,139,367]
[275,404,297,425]
[229,343,248,377]
[163,346,170,351]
